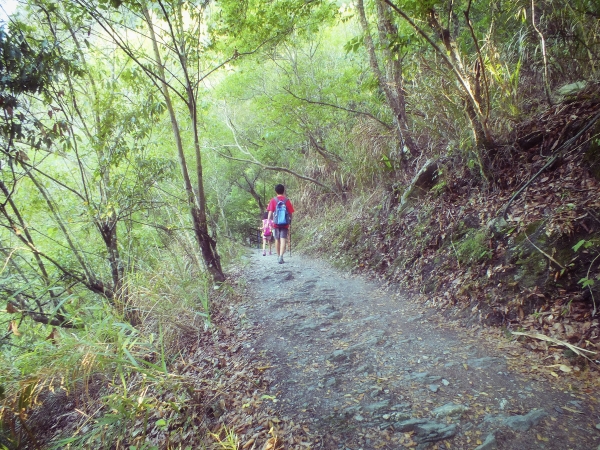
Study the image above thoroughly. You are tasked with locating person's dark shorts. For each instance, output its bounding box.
[274,228,289,239]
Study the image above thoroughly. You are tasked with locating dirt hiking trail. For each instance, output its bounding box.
[238,249,600,450]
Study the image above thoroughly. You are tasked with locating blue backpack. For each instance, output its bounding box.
[273,197,291,226]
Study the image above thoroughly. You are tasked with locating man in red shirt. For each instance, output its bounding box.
[267,184,295,264]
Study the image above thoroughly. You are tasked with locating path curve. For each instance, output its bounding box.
[239,249,599,449]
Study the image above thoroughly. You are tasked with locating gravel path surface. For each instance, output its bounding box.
[239,249,599,449]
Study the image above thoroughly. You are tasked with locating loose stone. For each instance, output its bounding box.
[474,433,497,450]
[432,403,468,418]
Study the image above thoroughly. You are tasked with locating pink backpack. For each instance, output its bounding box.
[262,219,273,236]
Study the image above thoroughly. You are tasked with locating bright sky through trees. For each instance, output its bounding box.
[0,0,18,23]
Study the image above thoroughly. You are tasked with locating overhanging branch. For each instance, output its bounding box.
[282,87,393,130]
[213,150,332,191]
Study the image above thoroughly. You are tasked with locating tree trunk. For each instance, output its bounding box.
[356,0,419,157]
[375,0,419,156]
[427,8,493,151]
[144,7,225,283]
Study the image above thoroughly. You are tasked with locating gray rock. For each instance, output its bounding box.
[487,217,508,236]
[355,364,373,373]
[329,349,348,362]
[317,304,335,314]
[277,271,294,281]
[503,409,548,431]
[595,423,600,431]
[428,384,439,393]
[392,412,411,421]
[355,315,378,325]
[327,311,343,320]
[297,320,320,331]
[364,400,390,412]
[414,422,458,443]
[484,409,548,432]
[394,418,429,432]
[325,377,337,388]
[467,357,505,369]
[441,379,450,386]
[432,403,467,418]
[341,405,361,417]
[406,371,429,381]
[406,314,423,322]
[475,433,497,450]
[393,419,457,443]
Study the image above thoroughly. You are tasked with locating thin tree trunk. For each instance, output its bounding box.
[375,0,419,156]
[143,7,225,282]
[26,172,94,281]
[531,0,552,105]
[356,0,419,157]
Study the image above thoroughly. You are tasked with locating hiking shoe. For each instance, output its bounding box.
[269,251,272,255]
[278,256,284,264]
[262,251,266,256]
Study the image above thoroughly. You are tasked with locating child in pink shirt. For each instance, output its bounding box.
[261,211,274,256]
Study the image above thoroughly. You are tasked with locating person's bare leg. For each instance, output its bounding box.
[279,238,287,256]
[262,238,267,255]
[275,238,281,256]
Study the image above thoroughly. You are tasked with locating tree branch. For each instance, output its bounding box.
[212,150,332,191]
[282,87,393,130]
[7,300,81,329]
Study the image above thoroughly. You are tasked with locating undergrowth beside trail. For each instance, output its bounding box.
[294,90,600,372]
[0,246,273,450]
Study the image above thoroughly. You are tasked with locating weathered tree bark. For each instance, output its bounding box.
[356,0,419,157]
[426,8,493,152]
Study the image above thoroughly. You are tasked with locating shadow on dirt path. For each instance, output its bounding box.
[239,249,599,449]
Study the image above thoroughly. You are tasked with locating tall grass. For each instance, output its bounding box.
[0,246,214,449]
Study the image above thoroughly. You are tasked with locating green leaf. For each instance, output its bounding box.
[155,419,167,428]
[572,239,586,252]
